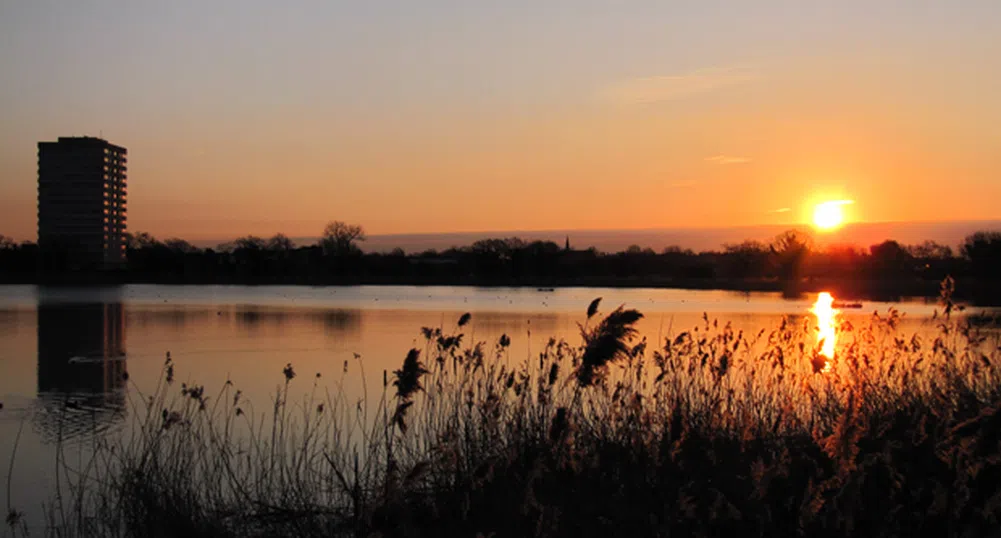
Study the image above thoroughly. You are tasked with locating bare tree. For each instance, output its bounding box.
[268,233,295,253]
[233,236,267,251]
[908,240,953,260]
[164,238,198,253]
[126,231,159,250]
[0,234,16,250]
[320,221,366,256]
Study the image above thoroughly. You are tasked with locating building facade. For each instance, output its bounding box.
[37,137,128,268]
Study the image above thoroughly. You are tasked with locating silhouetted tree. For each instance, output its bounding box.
[7,222,998,297]
[961,231,1001,279]
[267,233,295,253]
[320,221,366,257]
[908,241,953,260]
[905,241,954,281]
[163,238,198,254]
[869,240,913,278]
[471,238,525,259]
[225,236,267,279]
[471,238,511,276]
[770,230,812,283]
[512,240,561,280]
[809,245,864,280]
[0,238,37,278]
[125,231,159,250]
[723,240,770,279]
[234,236,267,251]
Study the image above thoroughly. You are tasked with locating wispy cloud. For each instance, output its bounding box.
[601,65,760,105]
[770,207,792,213]
[705,155,751,165]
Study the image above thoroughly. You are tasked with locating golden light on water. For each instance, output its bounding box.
[810,292,840,362]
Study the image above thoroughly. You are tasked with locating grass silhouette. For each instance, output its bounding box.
[9,280,1001,537]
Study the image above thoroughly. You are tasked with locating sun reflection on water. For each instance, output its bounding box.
[810,292,839,371]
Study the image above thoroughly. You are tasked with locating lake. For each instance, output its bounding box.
[0,284,971,530]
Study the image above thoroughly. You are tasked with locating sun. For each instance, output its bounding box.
[812,200,853,231]
[813,203,843,230]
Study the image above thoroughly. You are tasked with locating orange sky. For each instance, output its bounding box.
[1,2,999,243]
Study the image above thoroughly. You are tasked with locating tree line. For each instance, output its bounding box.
[1,222,1000,302]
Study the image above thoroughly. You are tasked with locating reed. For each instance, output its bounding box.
[9,281,1001,537]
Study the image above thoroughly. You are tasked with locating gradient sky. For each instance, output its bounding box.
[1,1,999,242]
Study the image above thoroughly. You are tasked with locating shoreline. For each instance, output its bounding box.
[3,274,999,305]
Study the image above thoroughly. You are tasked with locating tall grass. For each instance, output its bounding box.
[11,284,1001,537]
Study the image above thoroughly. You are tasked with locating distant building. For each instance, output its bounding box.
[37,137,128,268]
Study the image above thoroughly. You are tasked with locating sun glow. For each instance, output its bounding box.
[812,200,853,231]
[810,292,840,372]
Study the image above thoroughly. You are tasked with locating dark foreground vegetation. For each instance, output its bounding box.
[2,224,1001,303]
[7,281,1001,537]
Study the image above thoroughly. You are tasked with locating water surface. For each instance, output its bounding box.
[0,284,966,529]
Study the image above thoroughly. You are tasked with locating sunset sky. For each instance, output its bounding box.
[1,1,999,243]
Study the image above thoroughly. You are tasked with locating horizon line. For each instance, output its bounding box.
[5,218,1001,246]
[358,218,1001,239]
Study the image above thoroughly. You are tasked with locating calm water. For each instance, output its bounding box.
[0,284,965,529]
